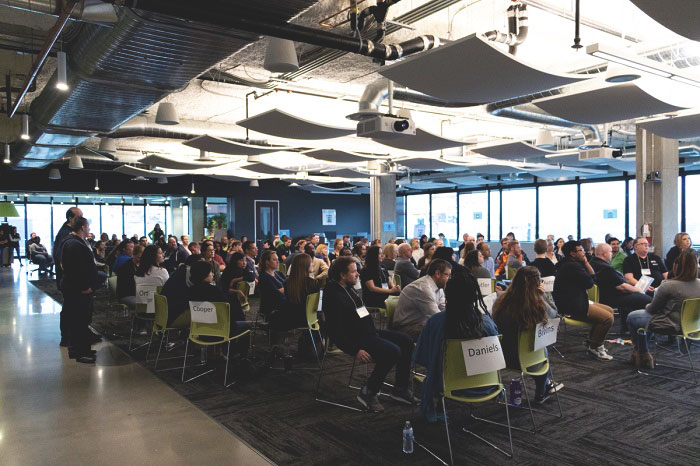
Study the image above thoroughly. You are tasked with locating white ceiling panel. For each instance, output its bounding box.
[379,33,589,103]
[244,163,295,175]
[397,158,467,170]
[637,111,700,140]
[471,141,558,160]
[629,0,700,41]
[403,181,456,190]
[303,149,374,163]
[237,109,355,140]
[139,154,232,170]
[114,165,183,178]
[321,168,370,179]
[183,135,286,155]
[373,128,472,152]
[445,175,496,186]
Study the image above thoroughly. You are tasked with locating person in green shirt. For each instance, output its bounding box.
[608,237,626,273]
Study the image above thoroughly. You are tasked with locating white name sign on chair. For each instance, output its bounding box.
[247,281,256,296]
[317,289,323,312]
[477,278,494,297]
[542,276,555,293]
[461,336,506,376]
[135,284,157,313]
[534,318,560,351]
[482,292,498,313]
[189,301,218,324]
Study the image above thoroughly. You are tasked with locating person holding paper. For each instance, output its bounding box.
[323,256,415,413]
[627,250,700,369]
[553,240,614,361]
[623,237,668,292]
[493,266,561,404]
[392,259,450,340]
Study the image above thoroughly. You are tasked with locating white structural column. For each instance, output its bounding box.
[190,196,206,241]
[635,128,679,255]
[370,174,397,243]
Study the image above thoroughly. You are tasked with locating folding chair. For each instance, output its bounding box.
[128,285,161,352]
[147,294,190,370]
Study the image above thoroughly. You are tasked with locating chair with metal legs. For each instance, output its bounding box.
[181,301,251,388]
[146,294,190,370]
[637,297,700,384]
[128,293,158,352]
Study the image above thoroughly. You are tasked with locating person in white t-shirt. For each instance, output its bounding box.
[134,245,170,288]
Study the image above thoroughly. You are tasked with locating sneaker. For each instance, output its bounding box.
[76,354,96,364]
[545,381,564,396]
[535,393,551,404]
[588,345,613,361]
[357,386,384,413]
[389,387,419,405]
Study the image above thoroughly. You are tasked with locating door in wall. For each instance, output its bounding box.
[254,200,279,243]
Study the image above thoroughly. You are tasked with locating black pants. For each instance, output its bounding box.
[63,292,94,353]
[608,292,653,329]
[358,329,413,394]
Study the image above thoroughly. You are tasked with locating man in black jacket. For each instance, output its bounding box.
[322,256,414,413]
[61,216,99,363]
[163,236,188,274]
[52,207,82,346]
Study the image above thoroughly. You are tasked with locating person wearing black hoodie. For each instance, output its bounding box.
[60,217,98,363]
[53,206,82,346]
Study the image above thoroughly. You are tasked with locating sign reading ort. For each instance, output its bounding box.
[534,318,560,351]
[460,336,506,376]
[135,284,157,313]
[189,301,218,324]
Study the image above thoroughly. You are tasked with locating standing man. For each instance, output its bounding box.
[623,237,668,292]
[60,217,98,363]
[53,207,82,347]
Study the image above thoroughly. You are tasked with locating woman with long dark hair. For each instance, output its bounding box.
[417,242,435,271]
[464,249,491,279]
[493,266,560,403]
[553,238,565,262]
[284,253,320,329]
[134,245,169,287]
[258,249,286,321]
[360,245,400,308]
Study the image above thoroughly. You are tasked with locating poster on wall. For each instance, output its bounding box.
[322,209,336,225]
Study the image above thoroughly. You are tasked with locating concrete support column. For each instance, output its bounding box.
[635,128,678,255]
[190,196,206,241]
[170,198,184,238]
[370,174,396,243]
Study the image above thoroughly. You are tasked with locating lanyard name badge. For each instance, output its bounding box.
[344,285,369,318]
[639,256,651,276]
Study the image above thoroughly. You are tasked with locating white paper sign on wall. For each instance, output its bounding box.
[460,336,506,376]
[542,276,555,293]
[189,301,218,324]
[136,284,157,314]
[534,318,560,351]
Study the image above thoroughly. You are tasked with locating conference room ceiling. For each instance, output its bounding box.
[2,0,700,193]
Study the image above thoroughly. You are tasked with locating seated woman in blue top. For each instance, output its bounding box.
[258,249,286,323]
[492,266,561,404]
[360,245,400,308]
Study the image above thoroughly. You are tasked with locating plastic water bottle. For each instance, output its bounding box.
[402,421,414,454]
[509,378,522,407]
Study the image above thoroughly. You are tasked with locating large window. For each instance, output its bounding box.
[430,192,457,244]
[538,184,577,241]
[502,188,536,242]
[124,205,145,238]
[26,204,52,252]
[146,205,166,237]
[406,194,430,239]
[80,204,101,235]
[687,174,700,241]
[396,196,406,239]
[489,190,500,241]
[102,205,124,238]
[459,191,488,241]
[580,181,625,243]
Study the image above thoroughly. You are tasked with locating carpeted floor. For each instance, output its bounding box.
[31,278,700,466]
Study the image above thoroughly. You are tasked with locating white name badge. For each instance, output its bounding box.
[477,278,494,296]
[247,281,256,295]
[534,318,560,351]
[381,282,389,289]
[353,280,362,290]
[135,284,157,314]
[189,301,218,324]
[356,305,369,318]
[641,268,651,276]
[461,336,506,376]
[542,276,555,293]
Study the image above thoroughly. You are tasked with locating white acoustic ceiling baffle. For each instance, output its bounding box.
[378,33,589,104]
[237,109,355,140]
[303,149,374,164]
[184,135,287,156]
[629,0,700,41]
[155,102,179,125]
[397,158,467,171]
[471,141,558,161]
[374,128,473,152]
[403,181,456,190]
[321,168,369,179]
[139,154,231,170]
[263,37,299,73]
[114,165,182,178]
[637,111,700,140]
[446,175,497,186]
[244,163,293,175]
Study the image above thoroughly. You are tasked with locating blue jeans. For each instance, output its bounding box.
[627,309,653,352]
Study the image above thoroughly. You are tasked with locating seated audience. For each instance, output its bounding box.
[188,241,201,256]
[493,266,560,403]
[590,243,651,329]
[28,236,54,275]
[134,245,169,289]
[607,237,626,273]
[477,242,496,279]
[553,238,565,263]
[545,238,558,267]
[495,237,509,263]
[459,239,476,263]
[329,238,343,263]
[284,239,305,269]
[416,242,435,271]
[276,236,292,263]
[283,253,321,329]
[323,256,415,412]
[464,249,491,279]
[351,242,367,269]
[382,243,398,271]
[305,243,329,279]
[505,239,531,270]
[116,244,144,307]
[410,238,423,265]
[531,238,556,277]
[623,237,668,291]
[93,240,106,263]
[665,232,693,274]
[360,245,400,308]
[180,235,191,254]
[580,238,594,262]
[161,254,203,325]
[163,236,188,274]
[220,252,253,292]
[112,240,134,273]
[392,259,450,340]
[394,243,420,287]
[621,237,634,255]
[202,242,222,284]
[553,240,614,361]
[315,243,331,268]
[258,249,286,321]
[627,250,700,369]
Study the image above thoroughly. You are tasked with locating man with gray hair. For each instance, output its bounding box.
[394,242,420,287]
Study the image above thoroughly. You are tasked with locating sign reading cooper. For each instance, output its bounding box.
[460,336,506,376]
[534,318,560,351]
[189,301,218,324]
[135,284,157,314]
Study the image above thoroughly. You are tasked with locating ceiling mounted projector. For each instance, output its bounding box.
[356,114,416,139]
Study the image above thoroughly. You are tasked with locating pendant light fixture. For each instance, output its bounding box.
[3,144,10,164]
[263,37,299,73]
[48,168,61,180]
[155,102,180,125]
[68,154,83,169]
[98,137,117,152]
[190,182,196,194]
[56,51,69,91]
[21,114,30,140]
[157,176,168,184]
[94,177,100,191]
[249,180,260,187]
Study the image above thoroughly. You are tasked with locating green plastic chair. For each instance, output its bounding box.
[301,292,323,367]
[384,295,399,329]
[181,301,251,388]
[587,284,599,303]
[506,266,517,280]
[236,281,251,312]
[279,263,287,276]
[146,294,189,369]
[517,328,563,431]
[561,286,598,333]
[439,339,513,463]
[393,274,402,288]
[128,285,161,352]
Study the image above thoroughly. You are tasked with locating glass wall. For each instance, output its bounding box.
[8,202,27,255]
[124,205,146,239]
[25,204,52,253]
[102,205,124,238]
[489,190,500,241]
[459,191,488,241]
[406,194,430,239]
[430,192,457,244]
[580,181,626,242]
[146,205,166,237]
[502,188,536,242]
[687,174,700,241]
[539,184,577,241]
[81,204,101,235]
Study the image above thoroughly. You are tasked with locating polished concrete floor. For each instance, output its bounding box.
[0,264,272,466]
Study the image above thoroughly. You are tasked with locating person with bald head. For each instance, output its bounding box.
[394,242,420,287]
[53,206,83,346]
[590,242,651,333]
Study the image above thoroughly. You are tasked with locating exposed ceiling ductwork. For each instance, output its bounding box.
[1,0,119,23]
